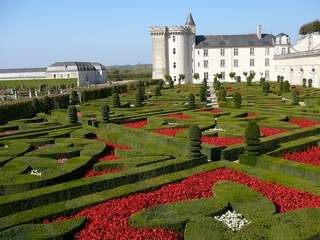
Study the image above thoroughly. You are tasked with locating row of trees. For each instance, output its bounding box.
[299,20,320,35]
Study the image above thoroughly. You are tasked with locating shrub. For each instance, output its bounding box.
[233,92,242,108]
[68,105,78,124]
[199,79,208,102]
[229,72,236,80]
[101,104,110,123]
[169,80,174,89]
[43,96,53,114]
[70,91,79,105]
[188,125,203,159]
[187,93,196,109]
[31,98,40,115]
[262,82,270,95]
[135,85,144,107]
[112,93,121,108]
[154,84,161,96]
[299,20,320,35]
[178,74,185,84]
[240,121,261,165]
[260,77,266,85]
[213,79,221,91]
[218,87,227,101]
[246,75,253,86]
[291,90,300,105]
[282,81,290,92]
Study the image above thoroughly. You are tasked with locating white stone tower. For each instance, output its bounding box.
[150,13,195,84]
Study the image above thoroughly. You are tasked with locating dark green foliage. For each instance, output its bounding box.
[164,75,172,81]
[240,121,261,165]
[31,98,40,115]
[70,91,79,105]
[154,84,161,96]
[302,78,307,87]
[292,90,300,105]
[178,74,185,84]
[282,80,290,92]
[193,73,199,81]
[245,121,261,144]
[246,75,253,86]
[262,82,270,95]
[260,77,266,85]
[188,125,203,159]
[81,90,89,102]
[52,94,70,109]
[135,84,144,107]
[68,105,78,124]
[218,87,227,101]
[233,92,242,108]
[299,20,320,35]
[229,72,236,80]
[199,79,208,102]
[169,80,174,89]
[236,76,241,82]
[101,104,110,123]
[213,79,221,91]
[112,93,121,108]
[187,93,195,108]
[43,96,53,114]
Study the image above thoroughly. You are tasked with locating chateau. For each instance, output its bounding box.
[150,13,320,87]
[0,61,108,87]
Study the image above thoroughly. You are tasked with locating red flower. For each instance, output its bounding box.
[123,120,148,129]
[154,128,186,136]
[289,118,320,128]
[47,168,320,240]
[260,127,287,137]
[201,136,243,147]
[283,146,320,166]
[162,113,192,119]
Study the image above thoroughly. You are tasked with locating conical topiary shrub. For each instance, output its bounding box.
[135,85,144,107]
[240,120,261,166]
[219,87,227,101]
[70,91,79,105]
[188,125,203,160]
[187,93,196,109]
[154,84,161,96]
[101,104,110,123]
[68,105,78,124]
[292,90,299,105]
[31,98,40,115]
[112,93,121,108]
[233,92,242,108]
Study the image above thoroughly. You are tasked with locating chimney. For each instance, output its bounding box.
[256,25,262,39]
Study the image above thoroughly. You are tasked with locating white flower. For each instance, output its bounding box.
[214,210,251,232]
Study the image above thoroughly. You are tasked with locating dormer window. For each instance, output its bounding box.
[173,48,176,54]
[172,36,176,42]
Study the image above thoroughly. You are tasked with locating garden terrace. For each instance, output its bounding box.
[0,81,320,239]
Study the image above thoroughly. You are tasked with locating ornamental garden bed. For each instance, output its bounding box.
[282,146,320,167]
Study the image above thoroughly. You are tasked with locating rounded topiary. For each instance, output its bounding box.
[282,81,290,92]
[169,80,174,89]
[292,90,300,105]
[187,93,195,108]
[154,84,161,96]
[70,91,79,105]
[188,125,203,159]
[244,121,261,146]
[68,105,78,124]
[262,82,270,95]
[219,87,227,101]
[101,104,110,123]
[233,92,242,108]
[112,93,121,108]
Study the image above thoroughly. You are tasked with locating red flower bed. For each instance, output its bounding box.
[48,168,320,240]
[96,138,130,151]
[162,113,192,119]
[260,127,287,137]
[154,128,186,137]
[289,118,320,128]
[283,146,320,166]
[123,120,148,129]
[201,136,243,147]
[198,108,223,113]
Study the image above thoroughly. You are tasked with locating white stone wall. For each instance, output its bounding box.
[193,46,274,84]
[0,71,46,80]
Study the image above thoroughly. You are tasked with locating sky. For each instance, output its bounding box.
[0,0,319,68]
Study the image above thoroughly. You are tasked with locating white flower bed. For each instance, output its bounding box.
[214,210,250,232]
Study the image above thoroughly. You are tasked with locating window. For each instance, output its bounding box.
[173,62,176,68]
[174,76,176,81]
[53,74,56,79]
[204,60,209,68]
[250,48,254,56]
[234,48,238,56]
[265,48,270,55]
[198,50,200,55]
[265,70,270,80]
[281,48,286,54]
[220,48,225,56]
[250,59,255,66]
[221,72,225,80]
[60,74,63,78]
[220,59,225,67]
[173,48,176,54]
[204,49,208,57]
[265,58,270,66]
[198,62,200,67]
[234,59,239,67]
[67,74,70,78]
[172,36,176,42]
[204,72,209,80]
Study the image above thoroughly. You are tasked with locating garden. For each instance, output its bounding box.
[0,78,320,239]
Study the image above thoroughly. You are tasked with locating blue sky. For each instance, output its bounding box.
[0,0,319,68]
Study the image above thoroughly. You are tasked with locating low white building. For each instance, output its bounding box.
[150,13,320,88]
[0,61,108,87]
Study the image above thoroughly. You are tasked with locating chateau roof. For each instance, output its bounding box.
[185,13,195,26]
[195,33,274,48]
[48,62,98,71]
[0,67,46,74]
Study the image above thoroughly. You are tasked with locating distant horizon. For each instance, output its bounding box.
[1,0,319,69]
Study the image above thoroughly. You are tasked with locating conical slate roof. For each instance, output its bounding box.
[185,12,195,26]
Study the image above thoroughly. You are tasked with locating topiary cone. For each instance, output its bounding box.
[101,104,110,123]
[68,105,78,124]
[188,125,203,159]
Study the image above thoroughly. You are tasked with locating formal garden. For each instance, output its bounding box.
[0,77,320,239]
